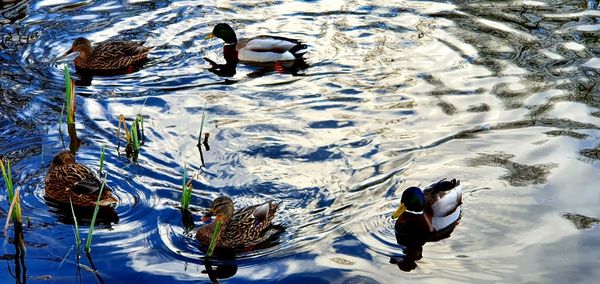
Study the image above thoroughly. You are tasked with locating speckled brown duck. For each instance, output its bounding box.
[64,37,151,72]
[196,196,279,249]
[45,150,117,207]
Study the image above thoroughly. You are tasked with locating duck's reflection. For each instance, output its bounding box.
[202,255,238,283]
[391,221,459,272]
[8,221,26,284]
[72,64,146,87]
[45,199,119,226]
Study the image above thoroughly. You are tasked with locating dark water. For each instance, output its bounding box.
[1,0,600,283]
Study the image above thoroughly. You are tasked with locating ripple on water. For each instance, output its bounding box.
[2,0,600,283]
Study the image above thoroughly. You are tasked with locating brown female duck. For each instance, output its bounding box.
[64,37,151,71]
[196,196,278,250]
[45,151,117,207]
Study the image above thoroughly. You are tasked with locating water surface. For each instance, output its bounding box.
[1,0,600,283]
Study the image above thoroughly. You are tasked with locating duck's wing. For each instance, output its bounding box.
[222,202,279,244]
[69,164,110,195]
[238,36,300,53]
[89,41,150,69]
[95,41,150,56]
[424,178,462,217]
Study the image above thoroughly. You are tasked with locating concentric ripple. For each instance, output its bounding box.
[2,0,600,283]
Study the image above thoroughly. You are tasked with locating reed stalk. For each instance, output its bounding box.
[84,173,107,253]
[206,220,222,257]
[197,102,207,148]
[69,197,81,253]
[63,66,75,124]
[4,189,20,233]
[131,120,140,151]
[99,145,105,173]
[181,165,193,211]
[1,159,21,222]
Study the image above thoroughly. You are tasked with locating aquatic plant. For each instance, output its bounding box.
[206,221,222,257]
[84,173,107,253]
[69,197,82,253]
[1,159,22,223]
[99,144,105,173]
[118,114,145,161]
[181,165,193,211]
[64,66,76,125]
[197,102,207,149]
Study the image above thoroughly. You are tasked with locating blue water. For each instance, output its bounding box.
[2,0,600,283]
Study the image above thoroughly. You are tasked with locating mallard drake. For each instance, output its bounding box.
[392,179,462,244]
[64,37,151,71]
[196,196,278,251]
[205,23,307,63]
[45,151,117,207]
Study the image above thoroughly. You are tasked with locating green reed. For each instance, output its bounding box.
[181,165,193,211]
[1,159,21,223]
[99,144,105,173]
[118,114,145,161]
[84,173,107,253]
[69,197,82,253]
[63,66,75,125]
[206,221,222,257]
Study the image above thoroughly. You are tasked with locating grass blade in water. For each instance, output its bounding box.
[1,159,21,222]
[69,197,81,252]
[181,166,192,211]
[206,220,222,257]
[99,145,105,173]
[84,174,107,253]
[63,66,75,124]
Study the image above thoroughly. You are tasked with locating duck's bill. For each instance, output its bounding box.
[62,46,76,57]
[206,216,222,257]
[204,33,215,40]
[392,204,406,219]
[201,209,214,222]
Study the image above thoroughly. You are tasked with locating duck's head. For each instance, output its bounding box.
[392,187,425,218]
[205,23,237,44]
[64,37,93,58]
[51,150,76,167]
[202,196,235,223]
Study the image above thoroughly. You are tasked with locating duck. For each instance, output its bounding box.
[45,150,118,207]
[196,196,279,251]
[205,23,307,64]
[391,178,462,245]
[63,37,151,72]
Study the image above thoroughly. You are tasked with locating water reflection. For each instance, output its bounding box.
[391,221,460,272]
[2,0,600,282]
[202,256,239,283]
[7,222,26,284]
[45,199,119,226]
